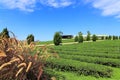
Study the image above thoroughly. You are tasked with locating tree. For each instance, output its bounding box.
[105,36,109,40]
[86,31,91,41]
[27,34,34,45]
[74,36,78,42]
[53,32,62,46]
[108,35,112,40]
[101,36,104,40]
[92,34,97,42]
[78,32,83,43]
[0,28,10,38]
[113,35,116,40]
[116,36,118,40]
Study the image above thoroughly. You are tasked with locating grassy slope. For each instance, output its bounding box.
[39,39,74,45]
[45,68,120,80]
[47,63,120,80]
[47,40,120,80]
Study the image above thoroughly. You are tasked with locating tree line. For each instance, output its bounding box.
[0,28,120,46]
[0,28,34,45]
[53,31,120,46]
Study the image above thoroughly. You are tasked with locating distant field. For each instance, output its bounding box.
[39,39,74,45]
[45,40,120,80]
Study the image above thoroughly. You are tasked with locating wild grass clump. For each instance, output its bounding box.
[0,36,51,80]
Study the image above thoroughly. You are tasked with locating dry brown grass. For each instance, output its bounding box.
[0,34,52,80]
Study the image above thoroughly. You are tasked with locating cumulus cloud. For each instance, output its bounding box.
[85,0,120,18]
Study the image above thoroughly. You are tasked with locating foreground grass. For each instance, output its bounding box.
[46,67,120,80]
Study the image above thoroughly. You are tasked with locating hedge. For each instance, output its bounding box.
[46,58,113,78]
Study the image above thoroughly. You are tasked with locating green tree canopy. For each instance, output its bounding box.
[0,28,10,38]
[86,31,91,41]
[26,34,34,45]
[53,32,62,46]
[92,34,97,42]
[78,32,83,43]
[74,36,78,42]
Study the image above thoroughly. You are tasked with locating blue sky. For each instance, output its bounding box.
[0,0,120,41]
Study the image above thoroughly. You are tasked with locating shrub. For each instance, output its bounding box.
[113,35,116,40]
[86,31,91,41]
[105,36,109,40]
[53,32,62,46]
[60,54,120,68]
[46,58,113,78]
[0,36,50,80]
[78,32,83,43]
[108,35,112,40]
[0,28,10,38]
[101,36,104,40]
[26,34,34,45]
[42,68,66,80]
[74,36,78,42]
[92,34,97,42]
[116,36,118,40]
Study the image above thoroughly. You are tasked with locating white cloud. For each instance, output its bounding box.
[39,0,74,8]
[85,0,120,18]
[0,0,36,12]
[0,0,78,12]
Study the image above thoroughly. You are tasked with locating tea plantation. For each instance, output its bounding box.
[45,40,120,80]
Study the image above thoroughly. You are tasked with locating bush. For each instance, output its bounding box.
[60,54,120,68]
[92,34,97,42]
[105,36,109,40]
[26,34,34,45]
[78,32,83,43]
[0,28,10,38]
[113,35,116,40]
[101,36,104,40]
[46,58,113,78]
[86,31,91,41]
[108,35,112,40]
[53,32,62,46]
[0,37,50,80]
[42,68,66,80]
[74,36,78,42]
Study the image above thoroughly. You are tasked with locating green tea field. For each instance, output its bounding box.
[45,40,120,80]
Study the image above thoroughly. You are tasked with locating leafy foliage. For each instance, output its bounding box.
[78,32,83,43]
[92,34,97,42]
[74,36,78,42]
[26,34,34,45]
[49,40,120,79]
[86,31,91,41]
[108,35,112,40]
[60,54,120,68]
[53,32,62,46]
[46,58,112,78]
[101,36,104,40]
[0,28,10,38]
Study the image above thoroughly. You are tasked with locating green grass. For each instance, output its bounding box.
[59,54,120,68]
[45,40,120,79]
[44,68,120,80]
[39,41,53,45]
[39,39,74,45]
[62,39,74,43]
[46,58,112,77]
